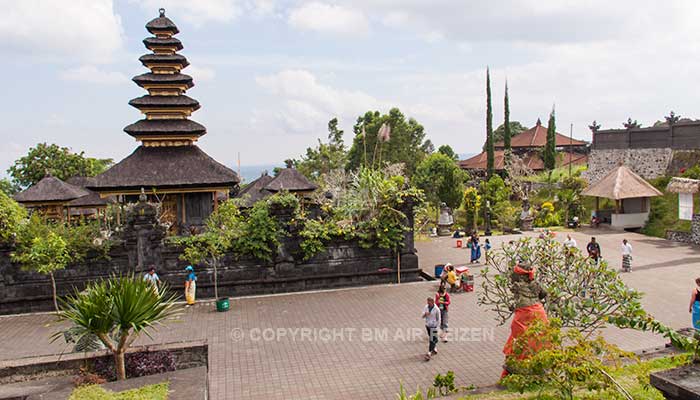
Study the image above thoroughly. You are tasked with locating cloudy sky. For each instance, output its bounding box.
[2,0,700,179]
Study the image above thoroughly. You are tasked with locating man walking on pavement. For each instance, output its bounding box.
[621,238,633,272]
[422,297,441,361]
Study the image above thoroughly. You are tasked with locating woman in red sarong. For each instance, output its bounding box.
[501,262,548,378]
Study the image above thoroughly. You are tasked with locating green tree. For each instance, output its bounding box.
[0,178,20,196]
[12,230,70,311]
[544,108,557,170]
[54,275,178,380]
[414,153,469,210]
[295,118,347,181]
[485,68,495,177]
[346,108,433,177]
[0,191,26,244]
[503,82,512,167]
[485,121,528,151]
[176,200,242,300]
[479,174,511,206]
[479,238,649,334]
[437,145,458,161]
[8,143,113,188]
[462,187,481,232]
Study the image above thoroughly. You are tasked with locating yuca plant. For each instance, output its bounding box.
[53,274,179,380]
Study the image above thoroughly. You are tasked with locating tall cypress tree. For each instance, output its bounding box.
[503,81,511,167]
[544,106,557,170]
[486,68,494,177]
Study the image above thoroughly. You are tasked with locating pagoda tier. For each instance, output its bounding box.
[143,37,183,53]
[126,8,204,145]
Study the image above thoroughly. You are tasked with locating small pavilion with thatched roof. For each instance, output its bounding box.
[264,165,318,196]
[582,164,662,229]
[14,174,112,222]
[666,177,700,244]
[236,172,274,208]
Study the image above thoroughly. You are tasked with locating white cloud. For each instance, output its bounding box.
[135,0,242,26]
[0,0,123,63]
[288,2,369,36]
[60,65,128,85]
[187,65,217,82]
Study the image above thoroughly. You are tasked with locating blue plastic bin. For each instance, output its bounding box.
[434,264,445,278]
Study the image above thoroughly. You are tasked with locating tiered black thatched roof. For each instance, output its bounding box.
[89,146,239,191]
[132,72,194,88]
[142,37,182,51]
[14,175,90,203]
[146,8,179,34]
[139,54,189,68]
[126,8,203,141]
[236,172,274,207]
[265,168,318,192]
[124,119,205,136]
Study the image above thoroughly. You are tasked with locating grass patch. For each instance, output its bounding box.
[448,354,690,400]
[69,382,169,400]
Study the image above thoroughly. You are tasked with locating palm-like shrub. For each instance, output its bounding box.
[53,275,179,380]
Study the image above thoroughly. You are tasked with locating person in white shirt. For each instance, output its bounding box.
[143,266,161,290]
[422,297,441,360]
[563,234,577,249]
[621,239,633,272]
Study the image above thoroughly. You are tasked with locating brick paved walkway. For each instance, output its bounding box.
[1,228,698,399]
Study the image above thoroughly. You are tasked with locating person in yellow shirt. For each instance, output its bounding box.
[442,264,459,292]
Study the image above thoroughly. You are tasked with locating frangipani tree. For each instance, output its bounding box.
[53,275,178,380]
[12,230,69,312]
[479,237,647,335]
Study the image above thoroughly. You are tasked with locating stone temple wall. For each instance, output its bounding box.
[0,201,421,315]
[666,214,700,245]
[585,148,673,183]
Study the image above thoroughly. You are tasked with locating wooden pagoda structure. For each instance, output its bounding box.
[89,9,239,232]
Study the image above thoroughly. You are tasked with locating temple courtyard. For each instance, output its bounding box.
[1,228,698,399]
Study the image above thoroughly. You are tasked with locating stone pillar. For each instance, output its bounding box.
[692,213,700,245]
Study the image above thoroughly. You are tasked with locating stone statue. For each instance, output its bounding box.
[437,202,454,236]
[519,198,534,231]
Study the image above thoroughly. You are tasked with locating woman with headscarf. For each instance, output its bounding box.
[184,265,197,307]
[502,262,548,378]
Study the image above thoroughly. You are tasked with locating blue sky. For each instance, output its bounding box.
[2,1,700,182]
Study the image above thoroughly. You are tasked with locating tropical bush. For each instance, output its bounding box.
[54,275,179,380]
[0,191,26,245]
[501,319,637,400]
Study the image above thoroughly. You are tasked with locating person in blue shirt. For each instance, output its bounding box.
[143,266,161,291]
[184,265,197,306]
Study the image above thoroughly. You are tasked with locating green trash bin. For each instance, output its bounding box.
[216,297,230,312]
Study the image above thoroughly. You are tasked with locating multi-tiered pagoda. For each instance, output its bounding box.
[90,9,239,231]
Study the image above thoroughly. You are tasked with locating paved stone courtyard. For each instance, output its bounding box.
[1,228,699,399]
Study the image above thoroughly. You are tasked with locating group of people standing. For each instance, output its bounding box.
[562,234,633,272]
[142,265,198,307]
